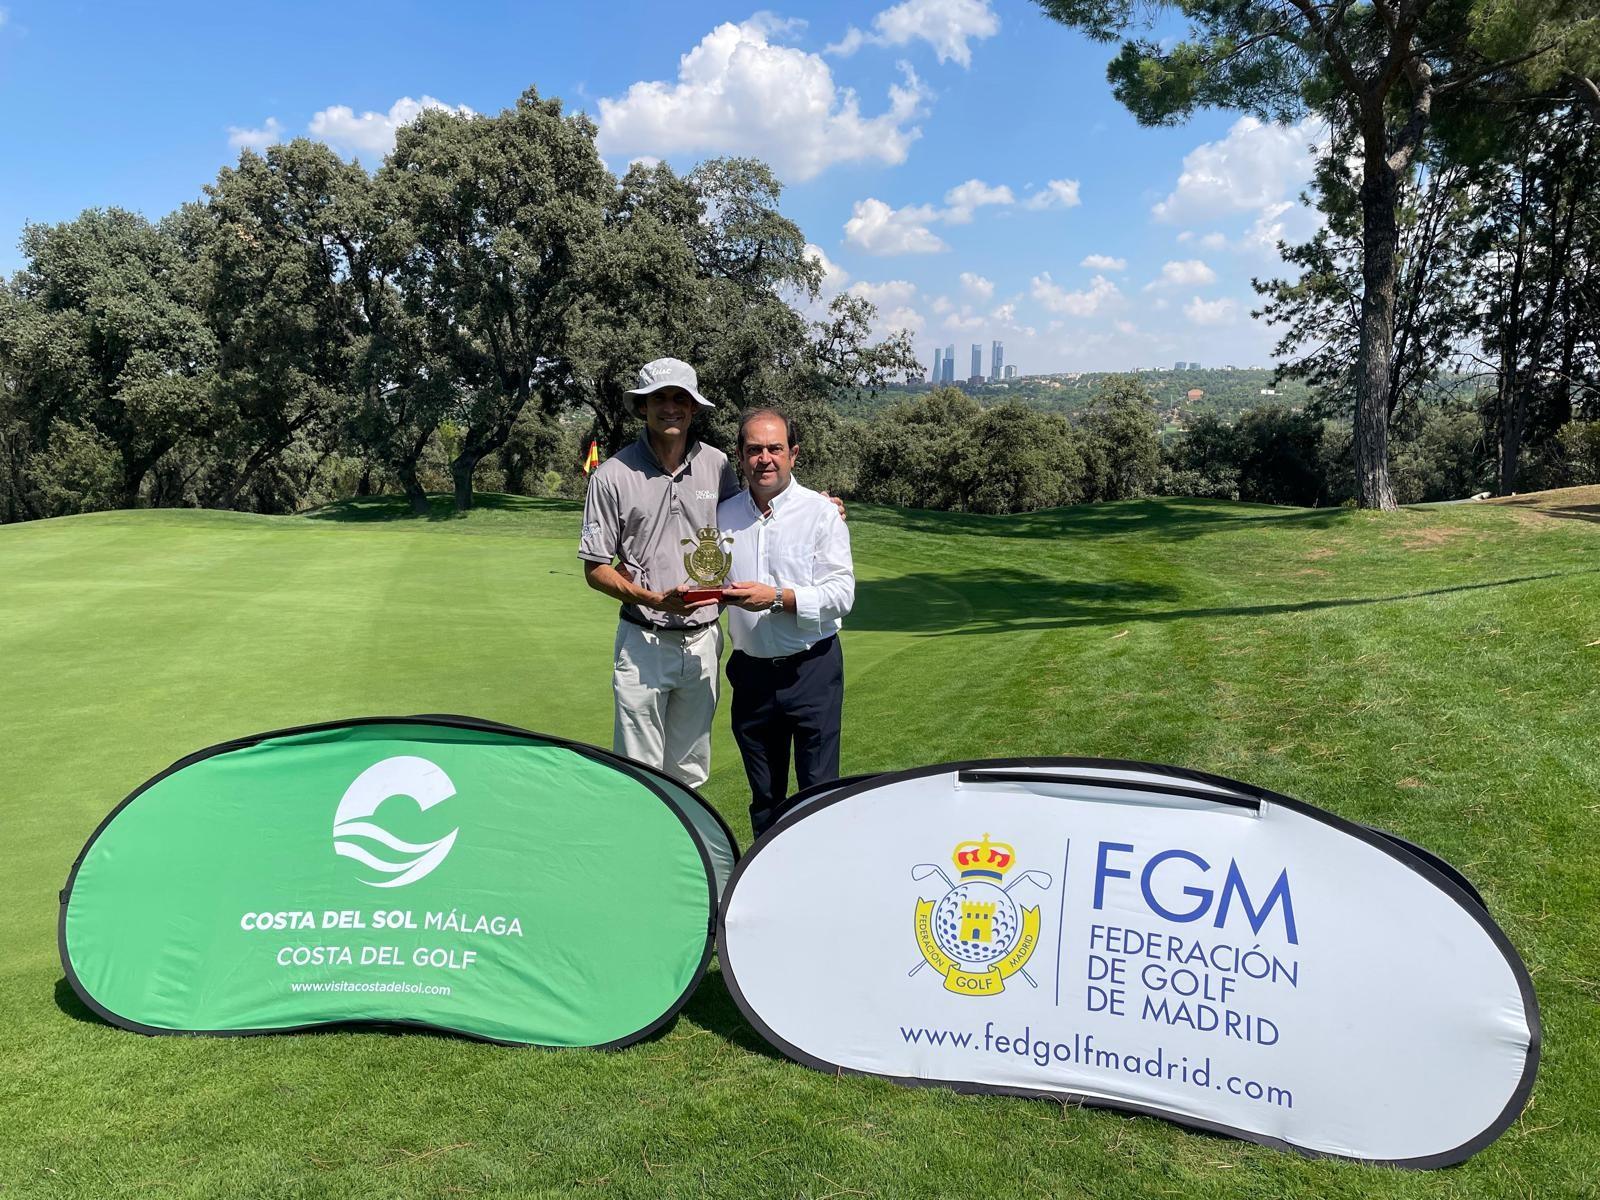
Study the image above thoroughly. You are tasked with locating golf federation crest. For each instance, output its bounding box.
[911,835,1050,996]
[681,525,733,589]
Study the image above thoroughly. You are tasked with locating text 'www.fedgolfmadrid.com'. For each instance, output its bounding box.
[898,1021,1293,1108]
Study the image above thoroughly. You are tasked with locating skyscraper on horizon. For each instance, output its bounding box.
[992,340,1005,382]
[970,343,982,382]
[942,344,955,384]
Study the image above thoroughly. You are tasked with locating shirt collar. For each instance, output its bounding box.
[755,477,798,518]
[636,430,700,476]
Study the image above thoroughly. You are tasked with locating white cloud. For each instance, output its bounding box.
[944,310,985,332]
[991,302,1015,322]
[1031,272,1121,317]
[943,179,1014,223]
[847,279,919,308]
[227,117,284,151]
[1184,296,1238,325]
[1022,178,1081,210]
[597,18,929,182]
[931,295,953,314]
[843,198,948,255]
[745,11,807,38]
[1079,254,1126,272]
[1147,259,1217,289]
[1180,203,1318,258]
[846,279,925,339]
[960,271,994,300]
[804,243,850,294]
[1152,116,1326,224]
[310,95,473,159]
[844,178,1019,255]
[827,0,1000,68]
[1234,199,1324,257]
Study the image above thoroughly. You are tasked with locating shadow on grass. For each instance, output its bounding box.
[867,497,1357,544]
[301,493,580,523]
[54,977,103,1026]
[678,965,786,1062]
[853,567,1598,636]
[1502,501,1600,525]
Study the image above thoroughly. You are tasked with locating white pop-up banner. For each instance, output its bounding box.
[718,760,1539,1167]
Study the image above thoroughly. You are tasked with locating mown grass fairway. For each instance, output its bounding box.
[2,494,1596,1198]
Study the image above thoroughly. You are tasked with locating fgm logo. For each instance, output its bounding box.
[332,756,458,888]
[911,835,1051,996]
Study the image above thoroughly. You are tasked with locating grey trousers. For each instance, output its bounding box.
[611,619,723,789]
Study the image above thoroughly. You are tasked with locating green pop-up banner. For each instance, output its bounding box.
[59,716,737,1047]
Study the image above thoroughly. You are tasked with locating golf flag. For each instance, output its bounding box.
[583,441,600,475]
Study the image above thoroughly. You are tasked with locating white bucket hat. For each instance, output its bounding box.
[626,357,713,409]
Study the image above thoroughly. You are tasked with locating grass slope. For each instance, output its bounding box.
[1,494,1596,1199]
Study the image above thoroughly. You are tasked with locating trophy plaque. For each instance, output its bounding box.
[680,525,734,603]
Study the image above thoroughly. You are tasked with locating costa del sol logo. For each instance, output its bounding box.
[332,756,458,888]
[911,835,1051,996]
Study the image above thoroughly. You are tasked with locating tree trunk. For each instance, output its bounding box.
[1496,155,1532,495]
[211,435,289,511]
[451,452,479,512]
[398,461,430,516]
[1498,378,1524,494]
[452,395,530,511]
[1354,160,1401,510]
[119,441,170,509]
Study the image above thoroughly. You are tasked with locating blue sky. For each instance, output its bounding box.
[0,0,1328,371]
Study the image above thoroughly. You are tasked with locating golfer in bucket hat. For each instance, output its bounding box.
[578,357,734,788]
[578,358,845,791]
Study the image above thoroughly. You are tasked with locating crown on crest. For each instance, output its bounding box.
[953,834,1015,880]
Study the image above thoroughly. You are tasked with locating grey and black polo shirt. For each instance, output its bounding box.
[578,433,741,630]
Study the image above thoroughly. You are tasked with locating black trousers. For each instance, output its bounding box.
[727,636,843,837]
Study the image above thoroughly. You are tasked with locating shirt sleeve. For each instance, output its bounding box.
[790,504,854,634]
[718,456,741,502]
[577,469,620,564]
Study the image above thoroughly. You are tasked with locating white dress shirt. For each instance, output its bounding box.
[718,478,854,658]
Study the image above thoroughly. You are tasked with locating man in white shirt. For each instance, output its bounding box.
[718,408,855,836]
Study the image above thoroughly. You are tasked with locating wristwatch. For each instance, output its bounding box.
[769,587,785,614]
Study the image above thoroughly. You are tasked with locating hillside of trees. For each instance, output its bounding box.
[854,368,1321,425]
[0,91,915,524]
[3,36,1599,523]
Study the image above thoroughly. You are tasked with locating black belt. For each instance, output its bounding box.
[619,606,714,635]
[733,635,836,667]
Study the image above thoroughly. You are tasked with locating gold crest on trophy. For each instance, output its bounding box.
[680,525,734,602]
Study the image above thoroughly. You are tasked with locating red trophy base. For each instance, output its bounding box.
[682,588,727,604]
